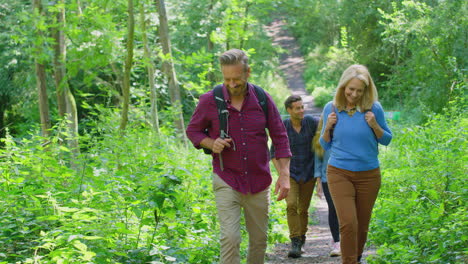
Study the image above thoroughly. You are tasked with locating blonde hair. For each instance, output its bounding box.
[333,64,378,111]
[312,115,324,158]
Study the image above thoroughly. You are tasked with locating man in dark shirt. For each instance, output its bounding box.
[271,95,318,258]
[186,49,292,264]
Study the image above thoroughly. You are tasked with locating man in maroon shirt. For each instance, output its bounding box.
[186,49,291,263]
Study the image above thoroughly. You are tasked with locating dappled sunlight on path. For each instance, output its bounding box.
[264,19,323,117]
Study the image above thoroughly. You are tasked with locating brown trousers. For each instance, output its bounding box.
[327,165,381,264]
[286,177,316,238]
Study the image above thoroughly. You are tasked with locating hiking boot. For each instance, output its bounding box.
[300,235,306,248]
[300,235,306,253]
[287,236,302,258]
[329,242,341,257]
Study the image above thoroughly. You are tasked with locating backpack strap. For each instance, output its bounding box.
[213,85,229,139]
[212,83,268,138]
[252,84,269,122]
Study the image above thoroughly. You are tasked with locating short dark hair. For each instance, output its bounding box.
[284,95,302,109]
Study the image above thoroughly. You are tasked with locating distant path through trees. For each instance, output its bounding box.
[263,19,374,263]
[264,19,322,117]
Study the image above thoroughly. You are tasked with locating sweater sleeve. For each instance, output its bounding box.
[373,102,392,146]
[314,155,323,178]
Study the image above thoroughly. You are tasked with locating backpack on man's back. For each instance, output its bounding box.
[202,83,269,154]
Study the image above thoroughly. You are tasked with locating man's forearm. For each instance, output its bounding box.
[275,157,290,178]
[271,158,280,174]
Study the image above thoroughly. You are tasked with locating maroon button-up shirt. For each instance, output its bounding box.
[186,83,291,194]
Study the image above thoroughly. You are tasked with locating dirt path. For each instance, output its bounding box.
[266,198,343,264]
[264,19,322,117]
[263,19,375,263]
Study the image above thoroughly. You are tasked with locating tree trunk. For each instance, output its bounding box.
[119,0,135,131]
[0,99,6,142]
[140,3,160,134]
[239,2,250,50]
[52,0,80,160]
[76,0,83,16]
[155,0,186,143]
[53,1,67,118]
[206,0,216,86]
[33,0,51,137]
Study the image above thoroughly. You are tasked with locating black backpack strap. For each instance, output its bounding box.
[213,85,229,139]
[252,84,269,123]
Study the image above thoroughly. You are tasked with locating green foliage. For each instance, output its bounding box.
[377,0,467,120]
[0,105,290,262]
[302,45,355,107]
[278,0,466,120]
[311,87,333,108]
[368,95,467,263]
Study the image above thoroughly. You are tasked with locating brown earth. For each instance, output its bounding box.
[264,19,322,117]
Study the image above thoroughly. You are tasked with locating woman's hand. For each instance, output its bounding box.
[326,112,337,131]
[365,111,378,129]
[365,111,384,139]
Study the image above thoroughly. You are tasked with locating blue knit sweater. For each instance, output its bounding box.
[319,101,392,171]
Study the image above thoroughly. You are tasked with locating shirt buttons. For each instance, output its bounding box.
[242,142,246,146]
[244,157,247,160]
[245,172,248,174]
[241,128,244,131]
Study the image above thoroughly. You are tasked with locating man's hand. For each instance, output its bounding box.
[272,157,291,201]
[274,174,290,201]
[211,137,232,154]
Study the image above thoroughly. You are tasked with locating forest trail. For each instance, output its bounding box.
[264,19,322,117]
[263,19,375,263]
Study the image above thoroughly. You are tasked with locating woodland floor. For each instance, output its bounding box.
[263,19,375,263]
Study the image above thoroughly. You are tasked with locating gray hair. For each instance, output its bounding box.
[219,49,249,71]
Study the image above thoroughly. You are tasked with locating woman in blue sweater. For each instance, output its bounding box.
[320,65,392,264]
[313,116,340,257]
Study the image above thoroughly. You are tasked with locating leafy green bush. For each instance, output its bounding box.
[0,106,290,263]
[311,86,334,108]
[368,96,467,264]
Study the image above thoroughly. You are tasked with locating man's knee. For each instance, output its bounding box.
[221,231,241,248]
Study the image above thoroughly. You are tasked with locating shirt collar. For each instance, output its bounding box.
[338,105,362,113]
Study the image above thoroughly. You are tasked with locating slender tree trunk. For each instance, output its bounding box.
[53,3,66,118]
[140,3,160,134]
[0,100,6,141]
[206,0,216,86]
[119,0,135,131]
[52,0,80,160]
[76,0,83,16]
[155,0,187,143]
[33,0,51,137]
[239,2,250,50]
